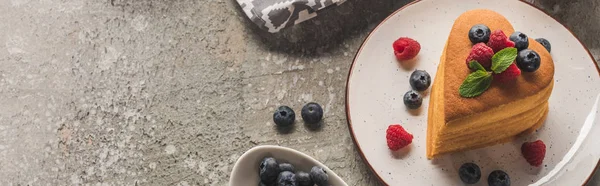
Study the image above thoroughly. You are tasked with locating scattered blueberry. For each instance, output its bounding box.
[535,38,551,52]
[279,163,295,173]
[509,31,529,51]
[277,171,297,186]
[516,49,541,72]
[468,24,491,44]
[296,171,314,186]
[273,106,295,127]
[260,157,280,184]
[310,166,329,186]
[488,170,511,186]
[258,181,269,186]
[301,102,323,127]
[403,90,423,109]
[458,163,481,184]
[409,70,431,91]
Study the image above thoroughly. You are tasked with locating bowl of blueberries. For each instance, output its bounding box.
[229,145,347,186]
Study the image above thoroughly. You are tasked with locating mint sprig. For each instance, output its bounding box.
[491,47,518,74]
[459,70,492,98]
[468,61,486,71]
[459,47,517,98]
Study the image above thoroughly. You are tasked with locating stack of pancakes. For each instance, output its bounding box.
[426,9,555,159]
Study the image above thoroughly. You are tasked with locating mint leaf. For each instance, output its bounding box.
[469,61,486,71]
[459,70,493,98]
[491,47,517,74]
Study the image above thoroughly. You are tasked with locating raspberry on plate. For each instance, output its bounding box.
[492,63,521,83]
[521,140,546,167]
[386,124,413,151]
[487,30,515,53]
[466,43,494,70]
[392,37,421,61]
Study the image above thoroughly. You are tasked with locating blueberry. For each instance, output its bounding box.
[276,171,297,186]
[309,166,329,186]
[468,24,491,44]
[458,163,481,184]
[488,170,510,186]
[259,157,280,184]
[301,102,323,127]
[516,49,541,72]
[535,38,551,52]
[296,171,314,186]
[403,90,422,109]
[409,70,431,91]
[509,31,529,51]
[258,181,270,186]
[278,163,295,173]
[273,106,295,127]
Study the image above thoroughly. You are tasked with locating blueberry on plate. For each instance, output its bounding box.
[488,170,511,186]
[458,163,481,184]
[259,157,280,184]
[409,70,431,91]
[535,38,551,52]
[301,102,323,127]
[509,31,529,51]
[403,90,423,109]
[273,106,295,127]
[516,49,541,72]
[310,166,329,186]
[277,171,297,186]
[468,24,491,44]
[278,163,295,173]
[296,171,314,186]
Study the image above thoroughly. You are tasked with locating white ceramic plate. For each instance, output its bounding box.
[345,0,600,185]
[229,145,348,186]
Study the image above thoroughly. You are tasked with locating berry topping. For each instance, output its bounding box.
[466,43,494,70]
[392,37,421,61]
[521,140,546,167]
[509,31,529,51]
[403,90,423,109]
[277,171,297,186]
[301,102,323,127]
[458,163,481,184]
[260,157,281,184]
[488,170,511,186]
[296,171,314,186]
[468,24,491,44]
[273,106,295,127]
[409,70,432,91]
[309,166,329,186]
[386,124,413,151]
[487,30,515,53]
[516,49,541,72]
[492,63,521,83]
[535,38,552,52]
[279,163,295,173]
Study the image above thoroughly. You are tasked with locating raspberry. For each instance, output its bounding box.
[487,30,515,53]
[493,63,520,83]
[386,124,413,151]
[392,37,421,61]
[521,140,546,167]
[466,43,494,70]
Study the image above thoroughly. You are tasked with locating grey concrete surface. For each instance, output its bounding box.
[0,0,598,185]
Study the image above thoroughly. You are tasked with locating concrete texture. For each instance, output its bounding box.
[0,0,597,185]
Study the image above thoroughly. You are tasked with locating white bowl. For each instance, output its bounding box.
[229,145,348,186]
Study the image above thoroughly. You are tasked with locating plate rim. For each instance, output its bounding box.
[343,0,600,185]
